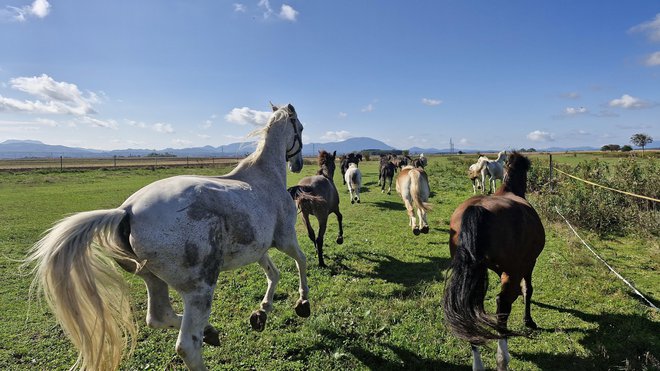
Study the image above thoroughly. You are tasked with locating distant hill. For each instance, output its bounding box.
[1,139,652,159]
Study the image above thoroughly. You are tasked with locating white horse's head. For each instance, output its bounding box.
[272,103,304,173]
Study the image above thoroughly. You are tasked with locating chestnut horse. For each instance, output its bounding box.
[395,165,432,235]
[25,104,309,371]
[288,150,344,267]
[443,152,545,371]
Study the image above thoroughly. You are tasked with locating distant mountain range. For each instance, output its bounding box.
[0,138,630,159]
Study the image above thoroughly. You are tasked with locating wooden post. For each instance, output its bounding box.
[549,153,553,192]
[114,155,117,168]
[186,156,189,167]
[60,156,63,171]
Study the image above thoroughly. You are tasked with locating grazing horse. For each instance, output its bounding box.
[379,154,396,194]
[344,162,362,204]
[340,153,362,185]
[288,150,344,267]
[444,152,545,371]
[395,165,432,235]
[482,150,507,194]
[24,104,310,371]
[468,156,489,194]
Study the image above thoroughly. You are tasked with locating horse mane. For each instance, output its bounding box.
[243,108,291,167]
[318,150,330,167]
[495,151,530,198]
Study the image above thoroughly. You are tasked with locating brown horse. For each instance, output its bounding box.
[443,152,545,371]
[288,150,344,267]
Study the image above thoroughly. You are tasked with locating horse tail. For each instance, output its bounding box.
[409,169,432,212]
[24,209,139,370]
[288,185,326,207]
[442,205,502,345]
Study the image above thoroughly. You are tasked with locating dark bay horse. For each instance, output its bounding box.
[378,154,397,194]
[339,152,362,184]
[443,152,545,371]
[288,150,344,267]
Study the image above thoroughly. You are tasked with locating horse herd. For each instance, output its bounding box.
[24,104,545,371]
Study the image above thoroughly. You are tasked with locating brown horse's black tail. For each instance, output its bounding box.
[287,185,326,210]
[442,205,503,345]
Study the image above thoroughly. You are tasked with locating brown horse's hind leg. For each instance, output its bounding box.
[496,273,521,333]
[522,273,537,329]
[315,214,329,268]
[335,210,344,245]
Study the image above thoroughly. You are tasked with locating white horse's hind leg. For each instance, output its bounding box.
[471,344,485,371]
[417,208,429,234]
[496,338,510,371]
[176,289,215,371]
[141,272,182,329]
[278,242,310,318]
[250,254,280,331]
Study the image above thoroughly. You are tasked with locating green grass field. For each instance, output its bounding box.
[0,156,658,370]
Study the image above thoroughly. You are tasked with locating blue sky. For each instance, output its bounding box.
[0,1,658,151]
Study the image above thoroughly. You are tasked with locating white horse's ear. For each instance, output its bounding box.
[270,101,278,112]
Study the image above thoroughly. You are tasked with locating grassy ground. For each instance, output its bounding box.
[0,156,658,370]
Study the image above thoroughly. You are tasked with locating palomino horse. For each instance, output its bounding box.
[395,165,432,235]
[25,104,310,371]
[344,162,362,204]
[340,153,362,185]
[468,156,489,194]
[378,154,396,194]
[288,150,344,267]
[444,152,545,371]
[482,150,507,194]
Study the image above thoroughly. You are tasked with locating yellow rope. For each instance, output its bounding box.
[553,167,660,203]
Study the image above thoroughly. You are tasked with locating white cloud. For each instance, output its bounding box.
[258,0,273,18]
[202,119,213,129]
[527,130,555,142]
[338,112,347,119]
[153,122,174,133]
[77,116,118,129]
[197,134,211,140]
[35,117,58,126]
[172,139,193,147]
[459,138,471,145]
[1,74,97,115]
[629,13,660,42]
[644,51,660,66]
[321,130,351,142]
[564,106,588,116]
[279,4,298,21]
[561,92,580,99]
[421,98,442,106]
[224,107,271,126]
[233,3,246,12]
[4,0,50,22]
[361,103,374,112]
[608,94,649,109]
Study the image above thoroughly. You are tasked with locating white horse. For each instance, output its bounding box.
[396,165,432,235]
[481,150,507,194]
[344,162,362,204]
[24,104,308,371]
[468,156,489,194]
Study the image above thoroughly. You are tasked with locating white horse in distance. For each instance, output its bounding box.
[482,150,507,194]
[396,165,432,235]
[468,156,489,194]
[344,162,362,204]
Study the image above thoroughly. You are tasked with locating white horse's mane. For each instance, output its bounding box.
[243,107,291,166]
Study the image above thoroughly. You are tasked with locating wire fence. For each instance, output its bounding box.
[0,156,242,171]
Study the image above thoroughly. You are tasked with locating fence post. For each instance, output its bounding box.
[187,156,189,167]
[114,155,117,168]
[549,153,553,191]
[60,156,63,171]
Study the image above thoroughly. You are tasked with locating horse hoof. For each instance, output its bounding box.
[203,325,221,346]
[524,319,538,329]
[249,310,268,331]
[421,226,429,234]
[336,236,344,244]
[351,200,355,204]
[294,299,311,318]
[356,199,360,204]
[413,228,420,236]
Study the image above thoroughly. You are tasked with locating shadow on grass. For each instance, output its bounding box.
[356,252,451,294]
[288,328,469,371]
[371,200,405,211]
[520,300,660,370]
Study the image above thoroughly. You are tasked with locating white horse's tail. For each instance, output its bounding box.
[25,209,139,370]
[409,170,432,212]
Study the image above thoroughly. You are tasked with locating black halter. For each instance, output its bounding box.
[286,117,302,161]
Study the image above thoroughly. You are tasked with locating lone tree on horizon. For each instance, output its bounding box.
[630,133,653,153]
